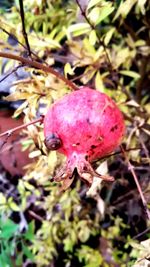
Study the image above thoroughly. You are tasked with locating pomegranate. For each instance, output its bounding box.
[44,87,125,190]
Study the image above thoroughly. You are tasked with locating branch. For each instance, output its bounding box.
[121,145,150,220]
[0,51,78,91]
[19,0,31,57]
[75,0,113,70]
[0,116,43,139]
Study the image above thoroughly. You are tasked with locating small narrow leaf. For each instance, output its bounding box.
[120,70,140,79]
[68,23,91,37]
[64,63,74,77]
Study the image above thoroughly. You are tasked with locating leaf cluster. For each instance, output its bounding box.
[0,0,150,266]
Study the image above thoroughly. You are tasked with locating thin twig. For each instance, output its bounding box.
[28,210,43,222]
[0,25,48,64]
[0,116,44,138]
[19,0,31,57]
[0,51,78,90]
[75,0,113,70]
[133,226,150,240]
[94,146,141,162]
[0,64,24,83]
[121,145,150,220]
[0,26,26,49]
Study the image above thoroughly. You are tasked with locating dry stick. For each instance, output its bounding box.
[75,0,113,70]
[0,117,43,139]
[121,145,150,220]
[0,51,78,91]
[19,0,32,57]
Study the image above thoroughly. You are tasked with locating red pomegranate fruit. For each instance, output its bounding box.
[44,87,125,190]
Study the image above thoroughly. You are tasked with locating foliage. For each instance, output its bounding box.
[0,214,35,267]
[0,0,150,266]
[31,183,101,266]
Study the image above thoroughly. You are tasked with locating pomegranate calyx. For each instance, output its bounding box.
[53,153,114,190]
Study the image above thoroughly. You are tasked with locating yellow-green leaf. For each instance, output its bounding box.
[89,30,97,45]
[88,5,114,25]
[95,71,105,92]
[120,70,140,80]
[64,63,74,77]
[68,23,91,37]
[87,0,103,10]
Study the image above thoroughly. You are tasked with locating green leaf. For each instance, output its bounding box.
[0,193,7,208]
[0,219,18,239]
[104,27,115,45]
[68,23,91,37]
[87,0,103,10]
[113,0,137,20]
[8,197,20,212]
[137,0,147,14]
[23,244,35,260]
[78,227,90,242]
[24,221,35,241]
[88,5,114,25]
[95,71,105,92]
[63,237,74,252]
[24,181,35,191]
[0,251,11,267]
[16,253,23,266]
[89,30,97,45]
[64,63,74,77]
[120,70,140,80]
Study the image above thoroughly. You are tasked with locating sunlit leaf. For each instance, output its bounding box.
[95,71,105,92]
[88,4,114,25]
[64,62,74,77]
[120,70,140,80]
[113,0,137,20]
[104,27,115,45]
[4,92,30,101]
[137,0,147,14]
[8,199,20,212]
[89,29,97,45]
[87,0,103,10]
[68,23,91,37]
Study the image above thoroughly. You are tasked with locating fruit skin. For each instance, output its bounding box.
[44,87,125,190]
